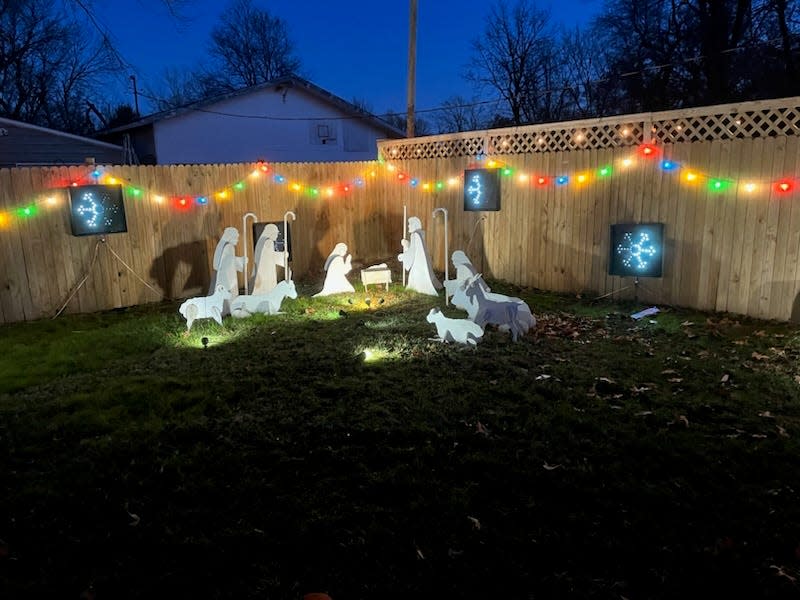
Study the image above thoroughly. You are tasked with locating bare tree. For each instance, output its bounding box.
[433,96,488,133]
[144,67,206,111]
[466,0,564,125]
[0,0,118,133]
[383,110,431,136]
[592,0,800,111]
[559,27,620,119]
[202,0,301,93]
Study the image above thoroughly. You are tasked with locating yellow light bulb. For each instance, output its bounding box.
[621,158,633,167]
[743,182,756,193]
[447,177,459,186]
[686,172,697,182]
[518,174,529,183]
[46,196,57,205]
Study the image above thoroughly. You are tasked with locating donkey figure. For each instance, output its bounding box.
[452,274,535,342]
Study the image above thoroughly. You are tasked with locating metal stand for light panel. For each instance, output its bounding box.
[595,277,652,303]
[52,236,165,319]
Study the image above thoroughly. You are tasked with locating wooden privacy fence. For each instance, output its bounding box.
[2,96,800,324]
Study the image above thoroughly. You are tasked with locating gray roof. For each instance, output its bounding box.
[100,75,406,139]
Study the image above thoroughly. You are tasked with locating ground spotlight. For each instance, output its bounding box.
[201,336,209,348]
[365,298,371,307]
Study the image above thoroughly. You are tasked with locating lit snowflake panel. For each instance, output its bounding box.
[463,169,501,212]
[609,223,664,277]
[69,185,127,237]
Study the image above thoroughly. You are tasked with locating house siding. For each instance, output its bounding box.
[0,121,123,167]
[152,86,385,164]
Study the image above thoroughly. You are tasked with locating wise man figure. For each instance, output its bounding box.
[209,226,246,315]
[399,216,441,296]
[444,250,490,299]
[315,242,355,296]
[251,223,287,295]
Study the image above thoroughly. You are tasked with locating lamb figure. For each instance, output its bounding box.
[426,307,484,346]
[230,279,298,318]
[179,284,232,331]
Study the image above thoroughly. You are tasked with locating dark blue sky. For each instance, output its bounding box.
[102,0,602,117]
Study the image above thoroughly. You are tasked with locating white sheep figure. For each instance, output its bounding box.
[230,279,298,318]
[179,284,232,331]
[426,308,484,346]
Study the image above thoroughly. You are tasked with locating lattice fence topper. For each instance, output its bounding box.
[378,97,800,160]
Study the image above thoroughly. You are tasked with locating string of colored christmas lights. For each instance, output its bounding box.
[1,143,797,229]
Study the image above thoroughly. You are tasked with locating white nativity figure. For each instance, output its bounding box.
[452,273,535,342]
[399,216,441,296]
[208,226,246,315]
[250,223,287,295]
[231,279,297,318]
[443,249,490,299]
[314,242,355,296]
[179,284,232,331]
[426,308,484,346]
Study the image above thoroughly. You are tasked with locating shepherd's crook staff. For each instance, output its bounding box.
[283,211,296,281]
[242,212,258,294]
[402,204,407,287]
[432,207,449,305]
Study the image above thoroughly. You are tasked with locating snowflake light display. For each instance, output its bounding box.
[69,185,127,236]
[617,231,657,270]
[463,169,501,212]
[466,174,483,206]
[609,223,664,277]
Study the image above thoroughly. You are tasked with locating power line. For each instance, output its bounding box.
[132,33,789,127]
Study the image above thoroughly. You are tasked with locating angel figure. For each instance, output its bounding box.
[314,242,355,296]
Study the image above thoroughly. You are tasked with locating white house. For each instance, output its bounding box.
[100,76,405,165]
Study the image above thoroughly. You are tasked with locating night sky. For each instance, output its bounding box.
[102,0,602,117]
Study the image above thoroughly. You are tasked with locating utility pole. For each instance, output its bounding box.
[406,0,417,138]
[130,75,140,116]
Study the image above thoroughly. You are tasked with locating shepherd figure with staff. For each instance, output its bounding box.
[399,216,441,296]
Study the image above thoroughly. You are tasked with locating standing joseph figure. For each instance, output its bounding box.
[399,216,441,296]
[251,223,286,295]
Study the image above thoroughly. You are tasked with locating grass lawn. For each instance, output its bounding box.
[2,280,800,598]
